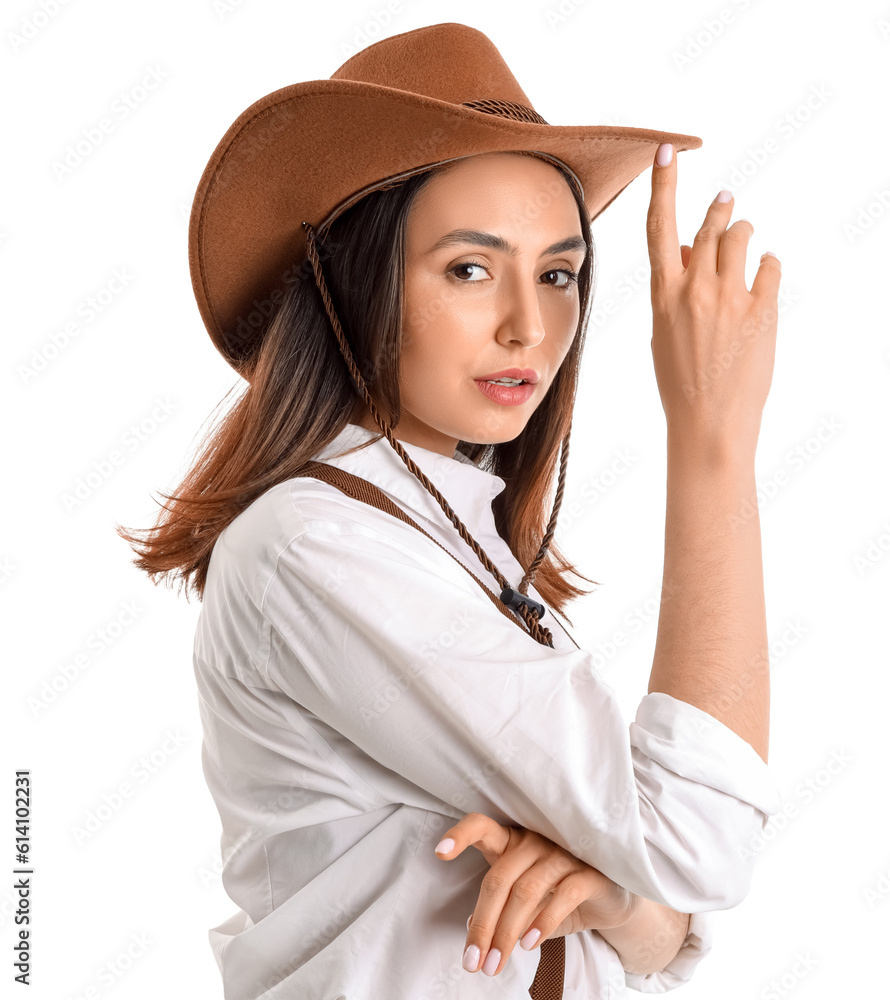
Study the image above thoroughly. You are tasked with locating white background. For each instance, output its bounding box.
[4,0,889,997]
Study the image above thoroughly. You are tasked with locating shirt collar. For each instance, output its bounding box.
[309,423,507,538]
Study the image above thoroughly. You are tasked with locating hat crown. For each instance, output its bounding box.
[330,22,535,110]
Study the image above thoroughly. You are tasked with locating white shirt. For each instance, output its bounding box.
[193,421,783,1000]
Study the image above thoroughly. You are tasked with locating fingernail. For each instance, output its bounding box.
[435,838,455,854]
[715,189,733,203]
[481,948,501,976]
[655,143,673,167]
[520,928,542,950]
[462,944,481,972]
[763,251,778,258]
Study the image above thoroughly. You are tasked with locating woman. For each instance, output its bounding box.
[118,23,782,999]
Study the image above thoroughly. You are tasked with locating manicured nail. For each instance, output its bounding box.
[463,944,480,972]
[435,838,454,854]
[763,251,778,258]
[655,142,673,167]
[481,948,501,976]
[520,928,542,950]
[715,189,733,203]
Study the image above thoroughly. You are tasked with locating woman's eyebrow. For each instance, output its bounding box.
[425,229,587,259]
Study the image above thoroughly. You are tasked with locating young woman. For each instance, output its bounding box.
[118,23,782,999]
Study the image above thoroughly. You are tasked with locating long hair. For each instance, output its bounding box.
[116,158,600,616]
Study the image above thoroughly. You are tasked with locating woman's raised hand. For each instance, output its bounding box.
[646,142,781,459]
[434,812,636,978]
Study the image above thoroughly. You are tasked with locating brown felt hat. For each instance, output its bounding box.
[188,21,702,378]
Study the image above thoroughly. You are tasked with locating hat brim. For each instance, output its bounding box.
[189,78,701,373]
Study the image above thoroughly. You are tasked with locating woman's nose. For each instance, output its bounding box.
[495,274,547,348]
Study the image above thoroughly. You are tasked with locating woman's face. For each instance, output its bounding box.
[375,151,587,457]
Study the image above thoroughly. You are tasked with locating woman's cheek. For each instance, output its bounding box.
[401,273,446,342]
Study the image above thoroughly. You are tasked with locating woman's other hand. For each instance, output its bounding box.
[646,142,781,460]
[434,811,635,977]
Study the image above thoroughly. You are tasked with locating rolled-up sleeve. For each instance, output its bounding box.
[258,504,783,915]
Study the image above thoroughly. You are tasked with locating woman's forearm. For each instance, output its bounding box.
[594,437,761,974]
[647,433,770,762]
[595,896,691,975]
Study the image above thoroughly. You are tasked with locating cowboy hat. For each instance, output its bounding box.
[188,20,702,376]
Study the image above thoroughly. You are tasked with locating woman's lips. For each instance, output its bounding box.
[474,368,539,383]
[474,379,536,406]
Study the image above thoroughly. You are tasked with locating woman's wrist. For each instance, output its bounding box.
[594,896,692,976]
[665,412,761,470]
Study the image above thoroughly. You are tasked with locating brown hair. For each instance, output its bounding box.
[115,158,600,617]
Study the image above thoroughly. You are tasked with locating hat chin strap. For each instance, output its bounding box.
[301,220,574,649]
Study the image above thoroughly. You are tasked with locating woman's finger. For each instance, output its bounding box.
[434,812,511,867]
[519,870,607,944]
[477,863,603,976]
[463,840,553,974]
[686,190,735,277]
[750,251,782,304]
[646,143,683,289]
[715,219,755,284]
[469,855,608,977]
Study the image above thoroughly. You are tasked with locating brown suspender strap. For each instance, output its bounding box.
[295,461,566,998]
[529,937,566,999]
[294,461,580,654]
[295,460,526,632]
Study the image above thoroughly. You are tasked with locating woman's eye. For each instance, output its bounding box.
[542,269,579,288]
[450,262,488,281]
